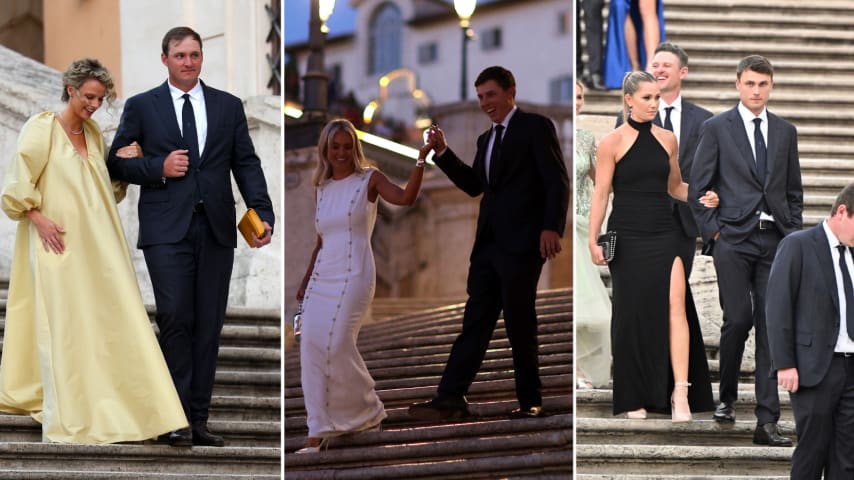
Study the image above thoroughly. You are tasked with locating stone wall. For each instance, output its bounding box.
[0,46,281,309]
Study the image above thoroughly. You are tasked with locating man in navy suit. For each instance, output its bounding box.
[616,43,712,276]
[689,55,803,446]
[107,26,274,447]
[767,184,854,477]
[408,66,569,420]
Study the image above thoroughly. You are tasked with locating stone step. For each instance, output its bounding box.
[576,418,797,446]
[0,443,280,475]
[0,414,279,447]
[0,473,278,480]
[577,475,787,480]
[575,385,794,422]
[576,444,792,476]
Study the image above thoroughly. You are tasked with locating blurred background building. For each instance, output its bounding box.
[0,0,283,309]
[284,0,573,319]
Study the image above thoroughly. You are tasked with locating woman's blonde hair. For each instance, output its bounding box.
[312,118,370,186]
[61,58,116,105]
[621,71,656,122]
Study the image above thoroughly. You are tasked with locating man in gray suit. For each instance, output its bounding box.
[689,55,803,446]
[767,183,854,477]
[616,42,712,275]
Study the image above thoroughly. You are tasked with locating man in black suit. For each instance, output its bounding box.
[767,184,854,477]
[107,27,275,447]
[689,55,803,446]
[408,66,569,419]
[616,42,712,276]
[578,0,607,90]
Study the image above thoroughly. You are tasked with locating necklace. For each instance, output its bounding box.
[56,112,83,135]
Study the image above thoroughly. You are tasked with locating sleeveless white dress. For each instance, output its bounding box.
[300,169,387,438]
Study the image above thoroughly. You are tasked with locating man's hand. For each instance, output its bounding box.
[540,229,562,260]
[778,367,799,393]
[252,221,273,248]
[163,149,190,178]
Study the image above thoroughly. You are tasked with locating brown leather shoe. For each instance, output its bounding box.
[191,421,225,447]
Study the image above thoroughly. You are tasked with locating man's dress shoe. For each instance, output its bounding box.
[713,402,735,422]
[753,423,793,447]
[509,406,545,419]
[408,396,470,421]
[168,428,193,447]
[192,421,225,447]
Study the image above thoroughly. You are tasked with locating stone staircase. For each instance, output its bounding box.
[579,0,854,227]
[0,277,282,479]
[283,289,572,479]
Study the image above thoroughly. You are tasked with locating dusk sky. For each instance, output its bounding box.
[284,1,358,46]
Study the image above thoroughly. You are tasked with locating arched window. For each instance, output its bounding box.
[369,2,402,75]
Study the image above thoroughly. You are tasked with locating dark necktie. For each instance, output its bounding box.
[837,244,854,341]
[663,106,674,132]
[182,93,199,163]
[753,118,766,184]
[487,124,504,183]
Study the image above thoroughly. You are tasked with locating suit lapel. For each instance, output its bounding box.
[726,107,761,183]
[679,103,696,161]
[153,81,183,144]
[200,81,218,165]
[475,129,490,185]
[491,110,523,184]
[812,224,841,316]
[764,112,782,184]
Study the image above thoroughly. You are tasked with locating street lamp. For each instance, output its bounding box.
[454,0,476,101]
[303,0,336,118]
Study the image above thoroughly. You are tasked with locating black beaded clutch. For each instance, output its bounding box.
[597,230,617,262]
[293,303,303,343]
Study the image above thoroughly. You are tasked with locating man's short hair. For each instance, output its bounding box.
[162,26,203,55]
[654,42,689,68]
[737,55,774,80]
[832,183,854,217]
[475,66,515,90]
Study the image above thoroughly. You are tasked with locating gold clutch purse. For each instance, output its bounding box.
[238,208,265,247]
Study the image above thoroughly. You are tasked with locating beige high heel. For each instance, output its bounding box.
[295,437,329,454]
[671,381,692,423]
[625,408,647,419]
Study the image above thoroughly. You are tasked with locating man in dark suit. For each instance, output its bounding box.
[408,66,569,419]
[689,55,802,446]
[616,42,712,276]
[107,26,275,447]
[578,0,607,90]
[767,184,854,478]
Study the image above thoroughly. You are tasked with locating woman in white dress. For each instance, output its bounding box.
[295,119,434,453]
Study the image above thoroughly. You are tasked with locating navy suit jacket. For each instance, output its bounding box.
[616,99,713,237]
[107,81,274,248]
[766,224,843,388]
[688,105,803,247]
[434,109,569,256]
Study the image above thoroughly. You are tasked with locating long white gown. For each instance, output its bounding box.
[300,168,386,438]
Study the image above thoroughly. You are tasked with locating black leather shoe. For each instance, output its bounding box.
[753,423,792,447]
[408,396,469,421]
[713,402,735,423]
[509,406,545,419]
[191,421,225,447]
[168,428,193,447]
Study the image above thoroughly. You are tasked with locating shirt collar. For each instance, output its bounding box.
[659,95,682,112]
[168,80,203,101]
[738,101,768,124]
[494,106,518,130]
[824,219,844,250]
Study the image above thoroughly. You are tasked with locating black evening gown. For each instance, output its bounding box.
[607,116,714,415]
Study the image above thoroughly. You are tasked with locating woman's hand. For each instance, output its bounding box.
[26,210,65,254]
[117,141,143,159]
[699,190,719,208]
[589,241,606,266]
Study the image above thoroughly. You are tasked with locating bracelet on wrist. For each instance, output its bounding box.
[416,158,426,167]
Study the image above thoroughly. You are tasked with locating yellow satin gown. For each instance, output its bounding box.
[0,112,188,444]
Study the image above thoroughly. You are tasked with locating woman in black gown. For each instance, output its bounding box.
[588,71,715,421]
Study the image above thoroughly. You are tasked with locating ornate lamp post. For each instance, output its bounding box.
[303,0,335,119]
[454,0,476,101]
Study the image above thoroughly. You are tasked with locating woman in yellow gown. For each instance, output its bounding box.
[0,59,187,444]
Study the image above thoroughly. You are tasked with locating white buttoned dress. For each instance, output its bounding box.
[300,169,387,438]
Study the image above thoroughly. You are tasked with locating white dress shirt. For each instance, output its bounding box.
[822,220,854,353]
[737,102,772,221]
[658,95,682,145]
[485,106,517,178]
[168,80,207,157]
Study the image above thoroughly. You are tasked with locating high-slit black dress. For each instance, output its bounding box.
[607,116,714,415]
